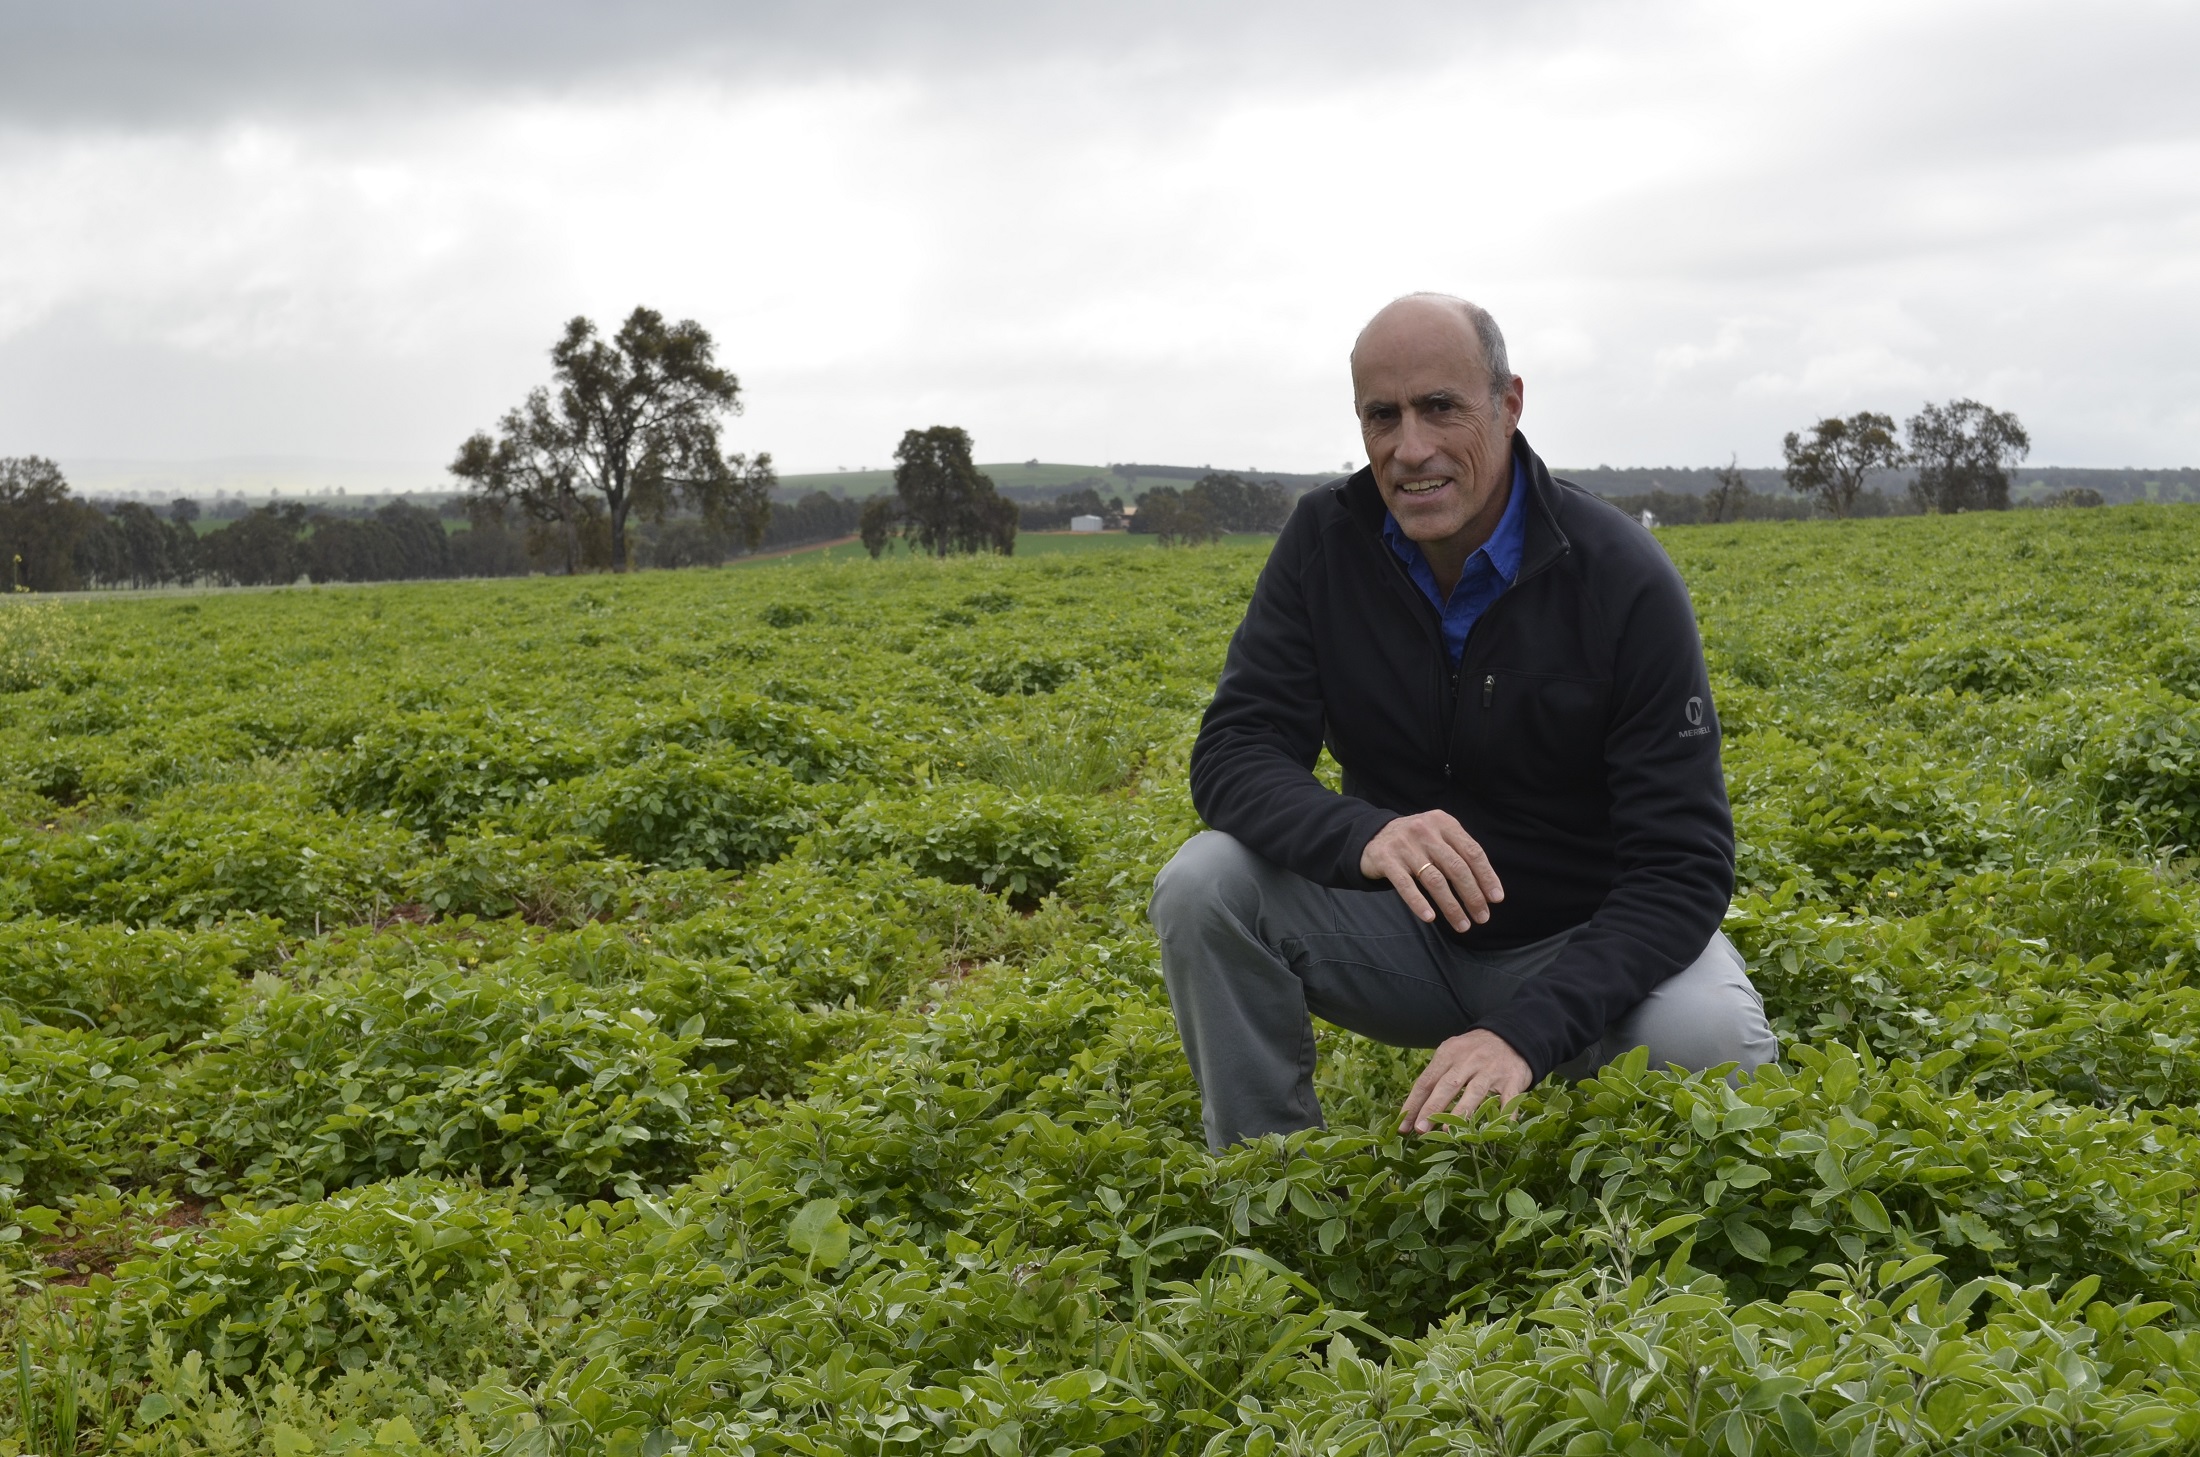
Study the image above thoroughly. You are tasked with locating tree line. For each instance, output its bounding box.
[1127,473,1294,542]
[848,438,1302,559]
[1585,399,2043,527]
[0,462,543,591]
[3,446,1287,593]
[1780,399,2031,517]
[0,306,784,591]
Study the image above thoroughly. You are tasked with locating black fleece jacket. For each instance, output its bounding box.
[1187,430,1734,1080]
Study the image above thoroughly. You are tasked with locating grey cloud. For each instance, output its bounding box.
[0,301,527,459]
[7,0,2192,151]
[4,0,2197,470]
[0,0,1556,126]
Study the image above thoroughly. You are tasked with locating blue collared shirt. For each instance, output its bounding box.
[1381,456,1528,665]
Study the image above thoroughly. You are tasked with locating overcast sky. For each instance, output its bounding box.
[2,0,2196,486]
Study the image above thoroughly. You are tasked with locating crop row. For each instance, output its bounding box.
[3,507,2200,1453]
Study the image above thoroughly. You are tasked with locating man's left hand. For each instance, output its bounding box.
[1399,1029,1531,1133]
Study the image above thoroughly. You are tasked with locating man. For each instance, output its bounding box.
[1150,293,1777,1151]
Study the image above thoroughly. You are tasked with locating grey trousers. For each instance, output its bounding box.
[1150,830,1779,1149]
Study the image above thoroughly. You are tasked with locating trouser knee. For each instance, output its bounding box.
[1581,932,1779,1081]
[1149,830,1266,937]
[1635,936,1777,1075]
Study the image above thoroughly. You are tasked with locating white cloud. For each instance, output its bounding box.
[1,0,2196,474]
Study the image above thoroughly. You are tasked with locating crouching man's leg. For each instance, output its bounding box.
[1150,830,1474,1150]
[1556,931,1779,1082]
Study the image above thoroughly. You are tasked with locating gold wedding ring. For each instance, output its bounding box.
[1415,861,1437,879]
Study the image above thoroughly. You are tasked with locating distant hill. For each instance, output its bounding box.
[772,461,1343,504]
[1554,465,2200,506]
[70,456,2189,513]
[778,461,2200,508]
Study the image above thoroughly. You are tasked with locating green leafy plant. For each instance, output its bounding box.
[1,806,418,926]
[0,915,273,1043]
[0,1020,169,1202]
[617,689,881,782]
[831,785,1084,904]
[170,963,728,1199]
[321,708,596,837]
[519,742,821,872]
[7,508,2200,1455]
[0,597,74,693]
[2092,705,2200,850]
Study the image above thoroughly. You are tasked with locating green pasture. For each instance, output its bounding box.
[738,529,1275,565]
[772,460,1277,499]
[5,505,2200,1453]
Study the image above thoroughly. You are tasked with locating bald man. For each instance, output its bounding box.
[1150,294,1777,1150]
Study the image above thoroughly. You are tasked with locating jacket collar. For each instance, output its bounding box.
[1340,428,1571,580]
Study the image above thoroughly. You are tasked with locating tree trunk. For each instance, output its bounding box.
[610,502,629,573]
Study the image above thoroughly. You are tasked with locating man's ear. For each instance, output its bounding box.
[1502,374,1526,431]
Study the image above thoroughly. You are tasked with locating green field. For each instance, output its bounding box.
[773,462,1327,501]
[6,507,2200,1452]
[739,531,1276,566]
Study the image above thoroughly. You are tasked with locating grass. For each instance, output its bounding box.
[958,708,1143,796]
[730,530,1279,566]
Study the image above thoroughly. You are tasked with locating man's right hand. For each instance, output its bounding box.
[1359,811,1504,933]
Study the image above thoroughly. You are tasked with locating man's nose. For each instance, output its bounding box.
[1395,409,1442,466]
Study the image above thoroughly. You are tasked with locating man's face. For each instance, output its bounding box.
[1351,303,1525,550]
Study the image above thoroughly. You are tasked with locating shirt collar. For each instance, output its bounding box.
[1381,454,1530,588]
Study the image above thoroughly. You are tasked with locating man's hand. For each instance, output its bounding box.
[1400,1029,1531,1133]
[1360,810,1504,933]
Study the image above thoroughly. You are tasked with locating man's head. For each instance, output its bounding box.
[1350,294,1525,558]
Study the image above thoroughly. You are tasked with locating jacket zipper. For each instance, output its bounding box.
[1445,664,1461,778]
[1446,534,1570,773]
[1366,490,1572,782]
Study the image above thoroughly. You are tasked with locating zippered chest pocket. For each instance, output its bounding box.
[1460,670,1611,793]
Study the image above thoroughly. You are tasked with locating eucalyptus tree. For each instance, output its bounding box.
[1129,485,1220,545]
[1702,457,1753,523]
[1781,411,1903,518]
[1905,399,2029,513]
[1,456,108,591]
[451,307,775,573]
[888,426,1017,556]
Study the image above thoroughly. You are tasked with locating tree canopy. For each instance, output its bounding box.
[1130,472,1293,544]
[0,450,748,592]
[1,456,87,590]
[1906,398,2030,513]
[1781,412,1903,518]
[1127,486,1219,545]
[1,457,204,591]
[451,307,775,573]
[865,427,1017,558]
